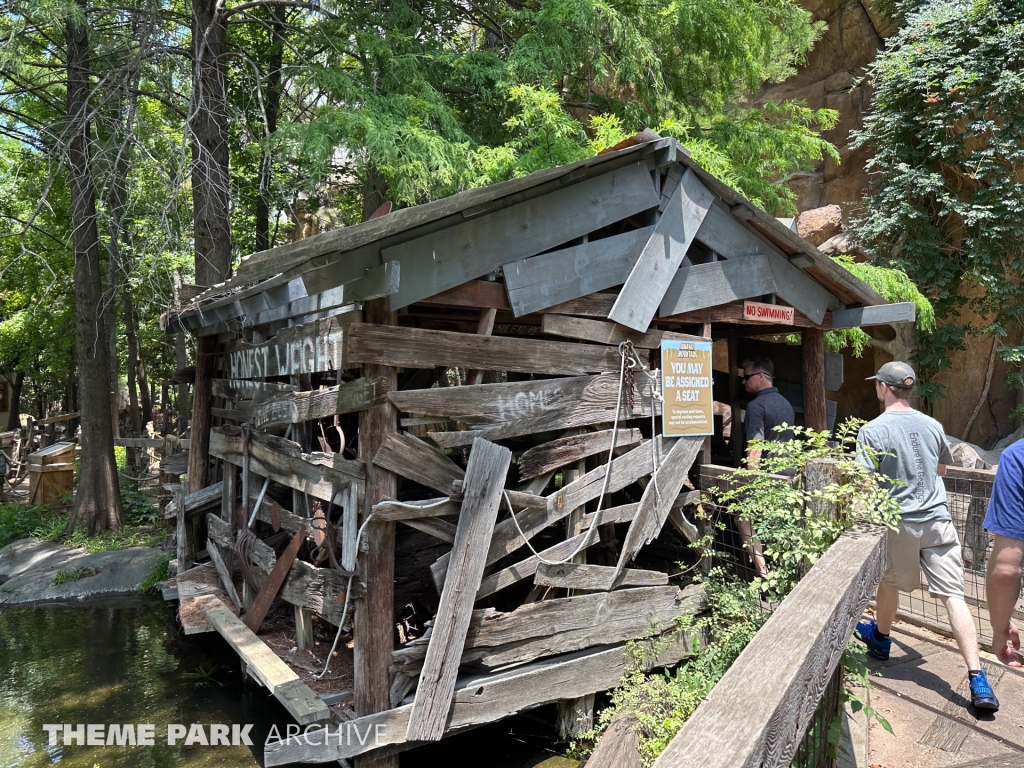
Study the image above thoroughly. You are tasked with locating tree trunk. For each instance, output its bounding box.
[65,0,124,534]
[6,370,23,432]
[123,290,142,437]
[188,0,232,492]
[138,350,153,428]
[255,6,284,253]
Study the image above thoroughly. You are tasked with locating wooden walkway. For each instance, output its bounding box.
[850,619,1024,768]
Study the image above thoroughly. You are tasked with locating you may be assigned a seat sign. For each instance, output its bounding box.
[660,339,714,437]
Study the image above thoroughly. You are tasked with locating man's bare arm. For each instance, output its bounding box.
[987,534,1024,667]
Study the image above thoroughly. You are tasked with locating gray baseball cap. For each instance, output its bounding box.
[867,361,916,387]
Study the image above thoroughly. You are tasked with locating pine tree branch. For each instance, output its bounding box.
[223,0,334,19]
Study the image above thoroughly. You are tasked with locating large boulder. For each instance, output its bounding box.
[797,205,844,246]
[945,435,998,470]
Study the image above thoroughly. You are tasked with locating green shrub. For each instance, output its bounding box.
[137,551,174,593]
[52,567,87,585]
[0,502,65,549]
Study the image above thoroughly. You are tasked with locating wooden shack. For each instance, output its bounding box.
[161,132,915,765]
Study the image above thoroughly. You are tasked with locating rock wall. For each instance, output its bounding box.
[756,0,1019,448]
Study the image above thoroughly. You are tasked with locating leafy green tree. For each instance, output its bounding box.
[855,0,1024,405]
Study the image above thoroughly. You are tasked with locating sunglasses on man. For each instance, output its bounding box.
[740,371,770,382]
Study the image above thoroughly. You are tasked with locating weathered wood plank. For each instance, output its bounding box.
[222,313,360,378]
[764,250,834,325]
[519,428,642,481]
[372,431,465,495]
[540,314,704,349]
[660,301,830,329]
[211,378,298,401]
[534,563,668,590]
[392,585,703,673]
[609,169,715,332]
[371,497,461,521]
[400,517,458,543]
[658,254,776,317]
[418,279,512,310]
[588,714,642,768]
[164,480,223,520]
[265,629,700,766]
[503,227,652,317]
[205,598,330,725]
[475,532,595,599]
[579,502,640,530]
[653,526,886,768]
[384,162,659,309]
[348,324,623,377]
[406,438,512,742]
[206,513,276,573]
[251,377,390,429]
[210,427,363,503]
[615,436,704,579]
[244,528,305,635]
[206,540,243,611]
[830,302,916,329]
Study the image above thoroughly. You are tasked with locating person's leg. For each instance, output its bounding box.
[987,534,1024,667]
[735,517,767,577]
[875,581,899,635]
[941,595,982,670]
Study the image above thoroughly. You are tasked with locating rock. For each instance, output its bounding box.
[945,436,998,470]
[824,69,856,93]
[797,205,844,246]
[0,538,167,606]
[788,172,825,212]
[818,230,864,258]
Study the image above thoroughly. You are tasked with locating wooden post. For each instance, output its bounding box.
[728,337,743,467]
[188,334,218,493]
[466,307,497,386]
[801,328,827,432]
[354,298,399,768]
[295,605,314,651]
[175,484,194,573]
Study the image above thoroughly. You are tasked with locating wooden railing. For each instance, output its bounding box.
[653,524,886,768]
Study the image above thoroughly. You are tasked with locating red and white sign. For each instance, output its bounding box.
[743,301,795,325]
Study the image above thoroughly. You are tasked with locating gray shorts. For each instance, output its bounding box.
[882,518,965,599]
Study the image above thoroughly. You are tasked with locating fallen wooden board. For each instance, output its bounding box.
[614,436,704,579]
[222,313,359,378]
[392,585,703,673]
[211,427,363,503]
[609,168,714,331]
[206,540,243,611]
[244,527,306,634]
[658,254,776,316]
[519,428,643,481]
[164,480,223,520]
[348,323,623,377]
[205,598,330,725]
[406,438,511,742]
[371,432,465,496]
[265,630,701,765]
[540,313,705,349]
[534,563,669,591]
[384,161,659,309]
[251,376,390,429]
[503,227,652,317]
[474,532,596,599]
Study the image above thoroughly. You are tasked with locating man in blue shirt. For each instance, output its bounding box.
[984,439,1024,668]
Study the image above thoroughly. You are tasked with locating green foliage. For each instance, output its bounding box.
[52,567,87,586]
[62,526,164,554]
[137,551,173,594]
[855,0,1024,387]
[120,485,160,527]
[825,255,935,357]
[0,501,64,549]
[570,423,901,764]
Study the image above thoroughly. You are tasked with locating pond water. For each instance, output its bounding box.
[0,599,561,767]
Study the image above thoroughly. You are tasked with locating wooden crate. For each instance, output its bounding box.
[28,441,75,508]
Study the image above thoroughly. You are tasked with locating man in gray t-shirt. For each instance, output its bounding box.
[853,362,998,711]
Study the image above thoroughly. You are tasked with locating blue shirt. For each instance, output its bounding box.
[984,439,1024,540]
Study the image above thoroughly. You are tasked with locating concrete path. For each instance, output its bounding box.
[852,620,1024,768]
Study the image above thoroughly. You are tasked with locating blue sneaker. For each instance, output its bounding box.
[969,670,999,711]
[855,619,891,660]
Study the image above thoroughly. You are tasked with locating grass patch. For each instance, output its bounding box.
[52,567,88,585]
[63,526,165,554]
[0,502,66,549]
[137,551,174,593]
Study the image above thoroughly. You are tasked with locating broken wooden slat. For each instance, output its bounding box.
[540,313,705,349]
[384,161,659,309]
[265,630,700,765]
[372,432,465,495]
[348,323,623,377]
[503,227,652,317]
[614,436,703,579]
[474,532,595,600]
[164,480,223,520]
[830,302,916,329]
[579,503,640,530]
[534,563,668,591]
[392,585,703,673]
[400,517,458,544]
[205,598,330,724]
[657,254,776,317]
[406,438,512,742]
[519,428,643,481]
[609,168,715,332]
[279,558,362,626]
[222,313,360,379]
[418,279,512,310]
[250,376,390,429]
[206,540,243,611]
[243,527,306,634]
[210,427,363,503]
[371,497,461,521]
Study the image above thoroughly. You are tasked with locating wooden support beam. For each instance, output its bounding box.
[295,605,314,651]
[244,527,306,635]
[518,428,643,481]
[206,540,242,611]
[383,162,659,309]
[503,227,652,317]
[204,598,330,725]
[614,436,704,579]
[265,630,701,766]
[540,314,704,349]
[652,527,885,768]
[348,323,624,377]
[830,301,916,329]
[658,254,776,317]
[466,307,497,385]
[418,279,512,310]
[164,480,223,520]
[406,438,511,742]
[173,485,194,572]
[802,328,828,432]
[534,562,669,590]
[188,335,217,493]
[609,168,714,332]
[251,377,390,429]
